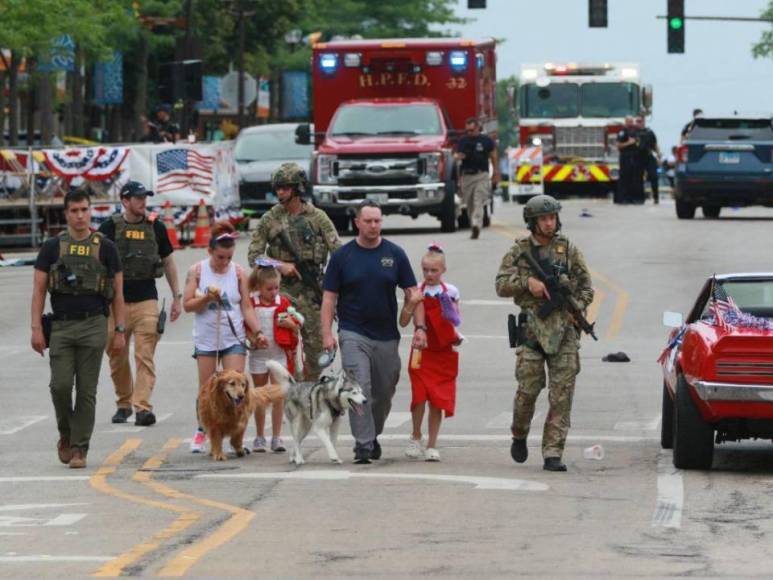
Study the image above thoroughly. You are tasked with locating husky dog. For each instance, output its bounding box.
[266,360,367,465]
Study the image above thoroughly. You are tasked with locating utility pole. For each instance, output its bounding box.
[237,0,245,129]
[182,0,194,135]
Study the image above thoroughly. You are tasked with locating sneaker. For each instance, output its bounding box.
[424,448,440,462]
[190,429,206,453]
[371,439,381,460]
[69,447,87,469]
[111,407,132,424]
[353,447,371,465]
[270,437,286,453]
[252,436,267,453]
[405,437,424,459]
[57,437,72,465]
[135,410,156,427]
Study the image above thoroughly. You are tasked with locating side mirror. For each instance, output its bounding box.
[641,84,653,114]
[295,123,311,145]
[662,311,683,328]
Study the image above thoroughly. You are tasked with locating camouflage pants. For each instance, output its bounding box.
[285,287,323,381]
[511,337,580,459]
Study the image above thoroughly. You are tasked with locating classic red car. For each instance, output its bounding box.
[660,273,773,469]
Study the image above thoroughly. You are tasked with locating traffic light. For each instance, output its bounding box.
[667,0,685,53]
[467,0,486,8]
[589,0,607,28]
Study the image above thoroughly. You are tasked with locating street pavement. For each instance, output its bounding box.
[3,197,773,577]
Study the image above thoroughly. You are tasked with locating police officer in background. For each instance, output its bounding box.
[454,117,500,239]
[495,195,594,472]
[247,162,341,380]
[616,116,643,204]
[98,181,181,426]
[142,104,180,144]
[635,118,661,204]
[31,190,125,469]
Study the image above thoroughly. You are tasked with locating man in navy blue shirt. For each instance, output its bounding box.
[322,201,427,464]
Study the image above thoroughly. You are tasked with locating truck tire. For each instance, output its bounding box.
[661,382,674,450]
[702,206,721,219]
[675,200,696,220]
[440,181,457,233]
[673,375,714,470]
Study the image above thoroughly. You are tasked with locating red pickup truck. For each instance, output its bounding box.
[297,38,497,232]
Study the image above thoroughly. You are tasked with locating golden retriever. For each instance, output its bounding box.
[198,370,284,461]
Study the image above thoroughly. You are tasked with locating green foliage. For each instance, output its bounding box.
[752,2,773,58]
[496,75,519,152]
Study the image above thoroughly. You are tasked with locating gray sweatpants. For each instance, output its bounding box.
[339,330,401,451]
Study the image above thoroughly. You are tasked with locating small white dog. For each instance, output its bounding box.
[266,360,367,465]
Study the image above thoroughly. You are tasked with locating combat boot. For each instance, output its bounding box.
[543,457,567,472]
[69,447,87,469]
[57,437,72,464]
[510,438,528,463]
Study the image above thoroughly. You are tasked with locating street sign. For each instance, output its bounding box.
[220,71,257,111]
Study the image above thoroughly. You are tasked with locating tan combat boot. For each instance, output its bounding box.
[57,437,73,465]
[69,447,87,469]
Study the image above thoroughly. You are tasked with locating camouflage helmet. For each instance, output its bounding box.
[272,162,307,195]
[523,194,562,224]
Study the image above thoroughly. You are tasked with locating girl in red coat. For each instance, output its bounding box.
[247,262,304,453]
[401,244,462,462]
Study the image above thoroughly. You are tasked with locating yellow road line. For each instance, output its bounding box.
[90,439,202,578]
[587,286,606,324]
[133,439,256,577]
[591,269,629,339]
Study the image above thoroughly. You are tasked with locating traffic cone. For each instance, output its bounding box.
[162,200,182,250]
[191,199,211,248]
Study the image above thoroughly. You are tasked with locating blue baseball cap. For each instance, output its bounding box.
[120,181,154,198]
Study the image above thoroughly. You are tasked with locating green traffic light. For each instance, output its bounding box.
[669,17,683,30]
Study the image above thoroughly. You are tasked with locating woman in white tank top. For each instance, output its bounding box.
[182,223,267,452]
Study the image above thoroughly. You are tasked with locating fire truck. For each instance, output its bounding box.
[297,38,497,232]
[510,62,652,201]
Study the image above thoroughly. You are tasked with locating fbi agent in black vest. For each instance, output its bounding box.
[98,181,181,427]
[31,190,125,468]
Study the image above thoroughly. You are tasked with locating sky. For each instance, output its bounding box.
[450,0,773,151]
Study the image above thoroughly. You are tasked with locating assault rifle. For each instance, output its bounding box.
[521,250,598,341]
[277,229,323,305]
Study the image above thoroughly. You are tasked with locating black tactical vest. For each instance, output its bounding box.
[112,215,163,280]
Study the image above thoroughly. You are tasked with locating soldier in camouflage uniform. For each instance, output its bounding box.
[495,195,594,472]
[247,162,341,380]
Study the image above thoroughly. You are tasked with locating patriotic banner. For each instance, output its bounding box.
[42,147,129,180]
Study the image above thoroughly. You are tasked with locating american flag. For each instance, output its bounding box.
[708,278,739,330]
[156,148,214,194]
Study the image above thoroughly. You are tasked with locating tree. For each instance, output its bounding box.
[752,2,773,58]
[495,75,519,155]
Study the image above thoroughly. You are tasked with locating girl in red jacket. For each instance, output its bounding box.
[401,244,462,462]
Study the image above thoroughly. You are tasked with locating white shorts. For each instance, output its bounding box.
[248,344,287,375]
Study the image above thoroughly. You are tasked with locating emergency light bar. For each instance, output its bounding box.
[425,51,443,66]
[319,53,338,73]
[448,51,468,71]
[344,53,361,67]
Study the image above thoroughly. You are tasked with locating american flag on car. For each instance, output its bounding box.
[156,148,214,194]
[708,279,739,330]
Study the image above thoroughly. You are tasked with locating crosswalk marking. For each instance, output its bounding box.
[614,415,661,431]
[652,452,683,529]
[485,411,543,429]
[0,416,47,435]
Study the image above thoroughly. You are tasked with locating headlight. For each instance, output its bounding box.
[317,154,337,184]
[419,153,442,183]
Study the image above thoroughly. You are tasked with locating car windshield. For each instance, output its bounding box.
[520,83,579,118]
[330,103,443,136]
[690,118,773,141]
[234,129,313,162]
[700,280,773,319]
[580,83,640,117]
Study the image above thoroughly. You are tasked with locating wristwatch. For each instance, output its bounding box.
[115,325,126,333]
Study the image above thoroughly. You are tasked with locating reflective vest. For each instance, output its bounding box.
[48,231,114,299]
[112,214,163,280]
